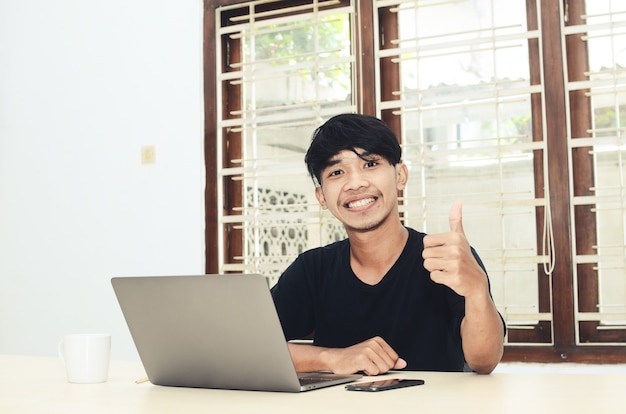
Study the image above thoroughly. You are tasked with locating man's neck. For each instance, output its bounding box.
[347,222,409,285]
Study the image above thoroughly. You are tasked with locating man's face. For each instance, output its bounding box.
[314,149,407,233]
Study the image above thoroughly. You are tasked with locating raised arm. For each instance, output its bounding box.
[422,201,504,374]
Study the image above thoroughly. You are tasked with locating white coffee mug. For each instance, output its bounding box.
[58,333,111,383]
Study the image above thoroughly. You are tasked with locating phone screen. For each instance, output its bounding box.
[345,378,425,392]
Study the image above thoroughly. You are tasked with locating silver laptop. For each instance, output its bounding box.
[111,274,361,392]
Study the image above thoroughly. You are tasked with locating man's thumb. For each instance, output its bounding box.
[449,200,465,234]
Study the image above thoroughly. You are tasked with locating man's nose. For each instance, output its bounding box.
[344,170,368,190]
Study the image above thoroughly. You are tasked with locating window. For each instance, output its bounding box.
[204,0,626,362]
[566,0,626,347]
[213,0,353,284]
[374,0,550,346]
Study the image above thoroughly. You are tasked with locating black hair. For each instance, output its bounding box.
[304,113,402,186]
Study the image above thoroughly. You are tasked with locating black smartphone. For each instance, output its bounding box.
[345,378,425,392]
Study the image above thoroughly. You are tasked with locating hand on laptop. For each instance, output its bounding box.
[327,336,407,376]
[289,336,406,376]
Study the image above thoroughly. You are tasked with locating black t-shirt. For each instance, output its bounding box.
[271,227,485,372]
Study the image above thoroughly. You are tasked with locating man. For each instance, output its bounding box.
[270,114,504,375]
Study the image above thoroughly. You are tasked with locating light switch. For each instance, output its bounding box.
[141,145,156,164]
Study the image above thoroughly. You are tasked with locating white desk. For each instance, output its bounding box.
[1,355,624,413]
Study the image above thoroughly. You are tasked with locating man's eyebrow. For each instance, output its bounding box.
[326,150,376,166]
[358,152,376,159]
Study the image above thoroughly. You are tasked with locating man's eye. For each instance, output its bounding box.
[328,169,343,177]
[365,160,379,168]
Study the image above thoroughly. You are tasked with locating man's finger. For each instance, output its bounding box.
[394,358,408,370]
[449,200,465,234]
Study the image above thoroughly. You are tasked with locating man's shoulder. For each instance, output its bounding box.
[302,238,349,256]
[285,239,349,270]
[279,239,349,282]
[405,226,426,243]
[405,226,425,236]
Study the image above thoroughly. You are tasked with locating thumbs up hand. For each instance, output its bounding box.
[422,201,488,298]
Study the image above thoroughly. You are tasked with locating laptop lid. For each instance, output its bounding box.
[111,274,360,392]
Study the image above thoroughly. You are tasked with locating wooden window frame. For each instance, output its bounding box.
[203,0,626,362]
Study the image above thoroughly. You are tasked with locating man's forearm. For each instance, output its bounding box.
[461,293,505,374]
[287,337,406,375]
[287,342,331,373]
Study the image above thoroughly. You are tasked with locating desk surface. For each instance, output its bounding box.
[1,355,624,414]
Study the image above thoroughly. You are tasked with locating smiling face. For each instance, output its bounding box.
[315,148,408,234]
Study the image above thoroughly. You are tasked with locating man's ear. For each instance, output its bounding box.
[396,163,408,191]
[315,186,328,209]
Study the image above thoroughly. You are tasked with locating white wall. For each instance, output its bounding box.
[0,0,205,360]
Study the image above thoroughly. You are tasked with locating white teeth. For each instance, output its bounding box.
[347,198,375,208]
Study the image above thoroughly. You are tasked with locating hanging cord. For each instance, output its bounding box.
[542,152,556,277]
[539,0,558,278]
